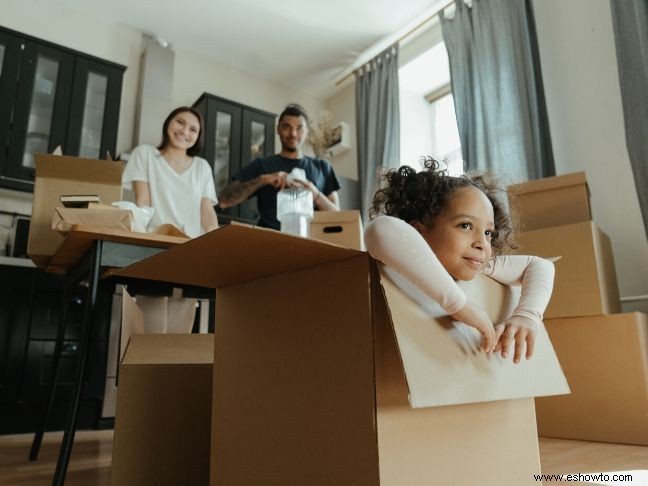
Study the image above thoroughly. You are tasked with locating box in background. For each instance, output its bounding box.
[28,153,124,267]
[535,312,648,445]
[508,171,590,232]
[515,221,620,318]
[51,206,132,233]
[309,209,363,250]
[111,324,213,485]
[113,225,568,486]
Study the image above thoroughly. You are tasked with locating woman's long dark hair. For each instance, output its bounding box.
[157,106,204,157]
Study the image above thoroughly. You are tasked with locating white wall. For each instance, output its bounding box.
[172,47,325,153]
[533,0,648,306]
[324,82,357,180]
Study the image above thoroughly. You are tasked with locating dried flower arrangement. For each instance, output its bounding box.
[307,110,342,158]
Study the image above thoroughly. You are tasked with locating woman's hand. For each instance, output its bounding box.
[451,301,496,352]
[493,315,538,363]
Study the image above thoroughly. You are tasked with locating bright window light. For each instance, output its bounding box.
[399,40,463,175]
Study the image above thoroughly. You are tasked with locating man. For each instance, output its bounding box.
[219,104,341,229]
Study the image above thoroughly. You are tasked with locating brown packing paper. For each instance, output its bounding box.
[51,207,133,233]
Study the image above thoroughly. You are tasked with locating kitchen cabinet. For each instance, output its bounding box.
[193,93,276,222]
[0,26,125,192]
[0,263,111,434]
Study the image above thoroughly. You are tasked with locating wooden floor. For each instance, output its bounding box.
[0,431,646,485]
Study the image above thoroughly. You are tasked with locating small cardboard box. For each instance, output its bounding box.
[535,312,648,445]
[514,221,620,318]
[508,171,591,231]
[113,225,568,486]
[28,153,124,267]
[111,328,213,486]
[51,206,132,233]
[309,209,364,250]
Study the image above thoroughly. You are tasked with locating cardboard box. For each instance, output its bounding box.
[28,153,124,267]
[514,221,620,318]
[111,330,214,486]
[113,225,568,485]
[309,209,364,250]
[508,171,591,231]
[535,313,648,445]
[51,206,132,233]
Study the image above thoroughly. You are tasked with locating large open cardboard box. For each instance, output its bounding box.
[514,221,620,318]
[535,312,648,445]
[508,171,591,231]
[309,209,364,250]
[113,225,568,485]
[28,153,124,267]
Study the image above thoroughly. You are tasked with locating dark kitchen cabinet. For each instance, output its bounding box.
[0,263,112,434]
[193,93,276,222]
[0,26,125,192]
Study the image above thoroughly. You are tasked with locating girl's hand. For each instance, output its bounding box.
[451,301,496,352]
[493,316,538,363]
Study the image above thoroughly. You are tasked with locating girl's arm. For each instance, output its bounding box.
[482,255,555,327]
[364,215,496,351]
[483,256,555,362]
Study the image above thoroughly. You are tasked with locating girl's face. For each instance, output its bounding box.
[166,111,201,152]
[417,186,495,281]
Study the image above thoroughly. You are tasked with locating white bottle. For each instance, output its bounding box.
[276,188,313,237]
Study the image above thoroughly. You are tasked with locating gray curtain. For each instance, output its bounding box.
[355,46,400,220]
[610,0,648,241]
[440,0,554,183]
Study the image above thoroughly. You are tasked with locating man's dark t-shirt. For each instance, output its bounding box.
[233,155,341,230]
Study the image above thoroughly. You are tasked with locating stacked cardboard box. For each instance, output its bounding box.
[508,172,648,445]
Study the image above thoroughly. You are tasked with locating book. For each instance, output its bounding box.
[59,194,101,208]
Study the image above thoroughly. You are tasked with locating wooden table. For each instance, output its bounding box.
[29,225,189,486]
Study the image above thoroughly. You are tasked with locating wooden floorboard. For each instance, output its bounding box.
[0,431,646,485]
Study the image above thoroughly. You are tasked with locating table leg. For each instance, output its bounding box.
[28,287,72,461]
[51,240,102,486]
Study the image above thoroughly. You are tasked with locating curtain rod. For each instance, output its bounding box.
[334,0,456,86]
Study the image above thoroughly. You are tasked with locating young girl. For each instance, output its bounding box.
[123,106,218,237]
[364,158,554,364]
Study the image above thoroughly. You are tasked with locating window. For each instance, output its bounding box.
[399,39,463,175]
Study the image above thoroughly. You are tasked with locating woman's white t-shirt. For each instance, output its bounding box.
[122,145,217,238]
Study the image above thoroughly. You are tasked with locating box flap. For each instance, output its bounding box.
[35,153,124,183]
[508,171,587,196]
[311,210,361,224]
[111,225,363,288]
[378,265,569,408]
[122,334,213,365]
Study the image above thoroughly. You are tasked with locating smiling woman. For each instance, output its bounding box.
[122,106,219,238]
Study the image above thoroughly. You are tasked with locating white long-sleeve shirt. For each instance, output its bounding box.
[364,215,554,326]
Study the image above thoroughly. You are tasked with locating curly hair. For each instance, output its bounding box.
[370,157,516,255]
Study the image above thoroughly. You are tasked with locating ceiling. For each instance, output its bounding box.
[57,0,438,98]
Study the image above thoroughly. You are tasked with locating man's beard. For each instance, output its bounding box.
[282,145,297,152]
